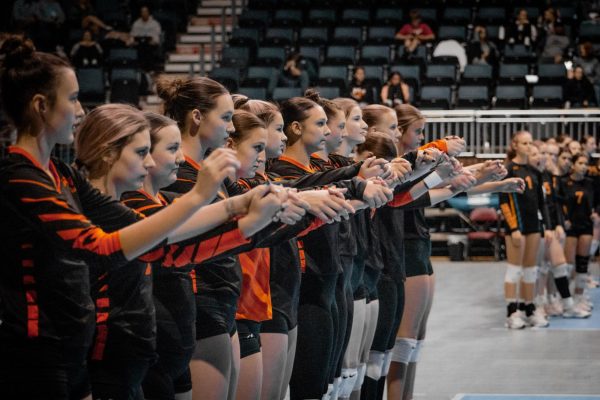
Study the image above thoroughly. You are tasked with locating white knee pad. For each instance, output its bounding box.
[321,383,334,400]
[409,340,424,363]
[522,266,539,284]
[365,350,385,381]
[391,337,417,365]
[504,264,523,284]
[591,239,599,256]
[174,391,192,400]
[381,350,392,377]
[339,368,358,398]
[331,376,342,399]
[539,262,550,274]
[567,263,575,275]
[353,363,366,391]
[576,273,588,290]
[552,263,569,278]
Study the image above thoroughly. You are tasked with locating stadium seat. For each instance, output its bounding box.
[272,87,303,102]
[315,86,341,98]
[418,86,452,109]
[437,26,467,42]
[499,63,529,84]
[242,67,279,95]
[308,9,337,27]
[579,21,600,43]
[494,85,527,109]
[272,9,304,28]
[77,68,105,105]
[262,28,295,47]
[299,27,329,46]
[503,44,536,63]
[531,85,564,108]
[238,87,267,101]
[362,65,384,87]
[537,63,567,85]
[456,85,490,109]
[238,9,270,29]
[209,67,240,92]
[107,48,138,68]
[341,8,370,26]
[390,64,421,91]
[476,7,506,24]
[373,8,403,26]
[333,27,363,46]
[425,64,457,85]
[324,46,356,65]
[318,65,349,91]
[366,26,396,45]
[255,47,286,68]
[360,45,391,65]
[110,78,139,106]
[442,7,471,24]
[221,46,250,69]
[229,28,260,51]
[461,64,493,85]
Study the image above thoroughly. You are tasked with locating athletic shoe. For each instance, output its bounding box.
[545,298,564,316]
[587,276,600,289]
[563,302,592,318]
[574,296,593,312]
[527,309,550,328]
[506,311,527,329]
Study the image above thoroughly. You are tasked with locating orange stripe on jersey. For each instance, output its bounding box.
[297,240,306,273]
[71,229,122,256]
[236,248,272,322]
[22,259,34,268]
[97,312,109,324]
[184,155,202,171]
[91,324,108,360]
[278,155,316,174]
[121,197,148,204]
[38,213,89,222]
[190,270,198,294]
[419,140,448,153]
[297,218,326,238]
[238,179,252,191]
[21,196,69,208]
[96,298,110,308]
[193,229,251,264]
[388,191,414,208]
[133,204,163,214]
[10,179,57,192]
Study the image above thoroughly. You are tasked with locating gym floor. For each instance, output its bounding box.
[406,260,600,399]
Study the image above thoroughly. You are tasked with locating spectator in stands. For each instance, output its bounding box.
[70,29,103,67]
[565,66,598,108]
[68,0,112,34]
[538,7,559,38]
[507,8,538,47]
[573,42,600,86]
[278,52,309,91]
[35,0,66,52]
[348,66,376,105]
[130,5,162,71]
[467,25,499,67]
[541,22,569,63]
[395,10,435,56]
[380,72,411,106]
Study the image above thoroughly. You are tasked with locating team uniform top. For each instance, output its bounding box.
[500,162,551,235]
[541,171,565,230]
[559,175,600,235]
[0,147,136,365]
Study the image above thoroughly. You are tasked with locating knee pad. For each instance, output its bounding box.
[390,337,417,365]
[353,363,366,392]
[365,350,385,381]
[552,263,569,279]
[576,273,588,290]
[174,391,192,400]
[409,340,424,363]
[575,255,590,274]
[504,264,523,284]
[590,239,599,256]
[539,262,550,274]
[331,376,342,399]
[339,368,358,398]
[381,350,392,377]
[522,266,538,284]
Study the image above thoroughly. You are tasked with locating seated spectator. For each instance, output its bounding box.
[348,66,376,105]
[395,10,435,55]
[573,42,600,85]
[68,0,112,34]
[541,22,569,63]
[70,29,103,67]
[130,5,162,70]
[467,25,499,67]
[380,72,410,106]
[538,7,559,38]
[507,8,537,47]
[278,52,309,91]
[565,66,597,108]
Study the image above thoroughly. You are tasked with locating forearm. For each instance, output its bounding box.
[466,181,505,195]
[167,200,233,244]
[120,192,208,260]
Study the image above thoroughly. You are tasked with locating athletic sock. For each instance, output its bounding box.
[553,276,571,299]
[525,303,536,317]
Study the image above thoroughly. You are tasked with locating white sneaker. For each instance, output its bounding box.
[506,311,527,329]
[545,299,564,316]
[527,309,550,328]
[587,276,600,289]
[563,301,592,318]
[574,296,593,312]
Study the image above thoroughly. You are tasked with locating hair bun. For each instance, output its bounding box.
[232,94,250,109]
[1,36,36,69]
[156,77,185,103]
[304,88,321,102]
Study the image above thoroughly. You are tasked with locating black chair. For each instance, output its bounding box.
[77,68,105,105]
[110,78,139,106]
[242,66,279,96]
[425,64,457,86]
[262,28,295,47]
[333,27,363,46]
[499,63,529,84]
[461,64,493,85]
[341,8,370,26]
[272,9,304,28]
[418,86,452,109]
[238,9,270,29]
[318,65,349,91]
[442,7,471,24]
[476,7,506,24]
[308,9,337,27]
[360,45,391,65]
[456,85,490,108]
[209,67,240,92]
[494,85,527,109]
[221,46,250,69]
[366,26,396,45]
[238,87,267,100]
[537,63,567,85]
[324,46,356,65]
[503,44,536,63]
[272,87,303,102]
[438,26,467,42]
[531,85,564,108]
[373,8,403,26]
[299,27,329,46]
[254,47,286,68]
[315,86,341,98]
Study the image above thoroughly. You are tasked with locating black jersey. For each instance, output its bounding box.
[0,147,137,364]
[559,176,600,231]
[500,162,551,234]
[541,171,565,230]
[268,156,366,274]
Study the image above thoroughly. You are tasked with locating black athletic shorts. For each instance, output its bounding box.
[195,292,238,339]
[404,239,434,277]
[351,253,367,300]
[237,319,262,358]
[89,358,151,400]
[567,224,594,237]
[261,309,296,334]
[503,220,542,236]
[362,266,381,303]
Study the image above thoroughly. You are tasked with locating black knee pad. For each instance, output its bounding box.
[173,367,192,394]
[575,255,590,273]
[237,319,262,359]
[363,267,381,302]
[370,275,398,352]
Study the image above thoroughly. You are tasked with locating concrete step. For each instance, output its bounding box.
[168,53,217,63]
[187,25,232,34]
[164,63,214,73]
[196,7,242,17]
[179,34,226,43]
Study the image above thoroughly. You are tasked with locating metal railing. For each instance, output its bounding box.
[421,109,600,156]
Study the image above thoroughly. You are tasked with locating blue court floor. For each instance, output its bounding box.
[405,261,600,399]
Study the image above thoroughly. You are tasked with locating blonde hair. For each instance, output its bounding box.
[230,110,266,144]
[75,104,148,179]
[234,95,280,126]
[395,104,425,132]
[362,104,394,128]
[332,97,359,119]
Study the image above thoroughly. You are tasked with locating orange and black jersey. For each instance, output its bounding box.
[268,156,367,275]
[559,176,600,230]
[541,171,565,229]
[500,162,551,234]
[0,147,138,359]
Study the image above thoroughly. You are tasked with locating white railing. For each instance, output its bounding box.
[421,108,600,156]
